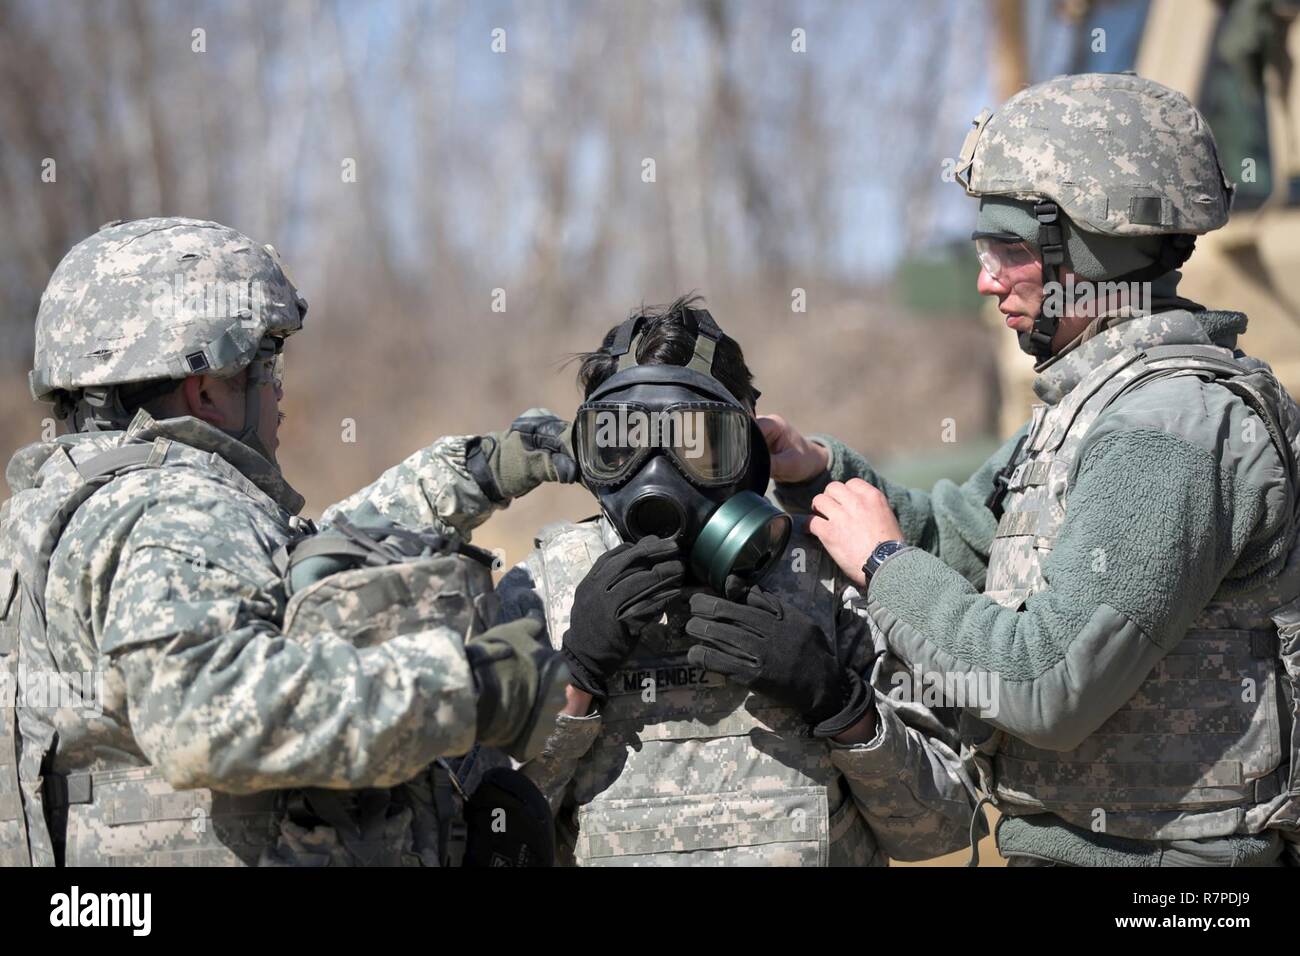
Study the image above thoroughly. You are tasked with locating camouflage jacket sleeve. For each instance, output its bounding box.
[321,434,501,539]
[101,482,481,794]
[774,428,1028,587]
[828,589,979,861]
[496,553,602,815]
[321,411,571,538]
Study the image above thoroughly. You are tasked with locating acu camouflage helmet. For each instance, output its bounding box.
[956,72,1235,237]
[30,217,307,416]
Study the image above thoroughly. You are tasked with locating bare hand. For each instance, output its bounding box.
[758,414,830,484]
[808,479,904,587]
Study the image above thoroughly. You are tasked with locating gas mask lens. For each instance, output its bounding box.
[574,402,750,487]
[573,404,642,483]
[974,237,1038,281]
[675,404,749,483]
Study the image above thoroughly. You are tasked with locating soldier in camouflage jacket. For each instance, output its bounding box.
[496,299,979,866]
[0,218,570,866]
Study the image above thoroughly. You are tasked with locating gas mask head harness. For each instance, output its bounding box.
[573,307,791,592]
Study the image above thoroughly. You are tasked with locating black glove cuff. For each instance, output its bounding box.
[464,435,507,504]
[559,646,607,699]
[810,670,873,739]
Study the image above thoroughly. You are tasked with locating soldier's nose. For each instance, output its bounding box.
[976,267,1006,297]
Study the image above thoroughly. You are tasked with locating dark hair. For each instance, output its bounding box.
[576,294,757,408]
[116,378,184,416]
[117,365,248,417]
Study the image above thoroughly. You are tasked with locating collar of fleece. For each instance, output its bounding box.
[1032,308,1249,406]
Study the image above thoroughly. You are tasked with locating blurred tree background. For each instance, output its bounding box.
[11,0,1299,869]
[0,0,1108,559]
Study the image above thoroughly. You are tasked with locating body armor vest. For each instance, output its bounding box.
[532,516,881,865]
[0,431,490,866]
[975,337,1300,841]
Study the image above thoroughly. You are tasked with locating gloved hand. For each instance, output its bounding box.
[464,408,578,503]
[685,582,872,737]
[462,767,556,867]
[465,617,571,762]
[561,535,685,698]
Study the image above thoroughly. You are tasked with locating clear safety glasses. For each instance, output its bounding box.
[574,401,751,487]
[975,236,1039,281]
[247,336,286,390]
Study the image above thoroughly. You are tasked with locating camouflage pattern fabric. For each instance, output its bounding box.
[970,309,1300,840]
[847,305,1300,856]
[779,295,1300,859]
[499,515,978,866]
[955,73,1234,237]
[1,408,512,866]
[0,532,28,867]
[322,434,502,541]
[30,218,305,402]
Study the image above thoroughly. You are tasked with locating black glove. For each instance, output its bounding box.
[462,767,555,867]
[561,535,685,698]
[685,583,872,736]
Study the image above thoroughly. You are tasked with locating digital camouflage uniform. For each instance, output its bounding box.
[2,413,517,866]
[781,74,1300,866]
[497,515,979,866]
[0,218,556,866]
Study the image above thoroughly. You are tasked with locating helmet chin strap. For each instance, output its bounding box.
[1019,201,1066,360]
[226,372,277,465]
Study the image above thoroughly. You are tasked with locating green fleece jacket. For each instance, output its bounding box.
[775,308,1295,756]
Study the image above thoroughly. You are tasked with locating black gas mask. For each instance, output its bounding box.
[573,308,791,592]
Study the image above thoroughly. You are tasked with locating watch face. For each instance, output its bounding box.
[866,541,903,577]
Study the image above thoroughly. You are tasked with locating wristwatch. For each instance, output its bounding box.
[861,540,907,583]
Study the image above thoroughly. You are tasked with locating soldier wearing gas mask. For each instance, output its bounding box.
[496,296,979,866]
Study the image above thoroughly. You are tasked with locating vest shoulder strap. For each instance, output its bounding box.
[0,436,176,866]
[73,439,173,483]
[1119,344,1299,519]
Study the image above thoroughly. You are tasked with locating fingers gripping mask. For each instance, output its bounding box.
[573,309,792,591]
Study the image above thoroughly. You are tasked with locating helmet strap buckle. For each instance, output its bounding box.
[1021,201,1065,359]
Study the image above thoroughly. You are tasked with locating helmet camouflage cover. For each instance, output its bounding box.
[956,72,1235,237]
[30,217,307,405]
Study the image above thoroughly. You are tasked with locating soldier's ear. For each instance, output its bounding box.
[180,374,236,427]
